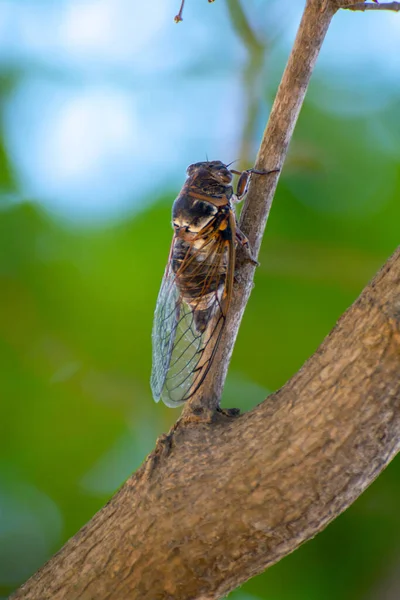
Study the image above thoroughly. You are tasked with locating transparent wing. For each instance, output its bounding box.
[150,228,234,408]
[150,263,182,404]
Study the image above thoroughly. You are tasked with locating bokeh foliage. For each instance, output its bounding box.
[1,2,400,599]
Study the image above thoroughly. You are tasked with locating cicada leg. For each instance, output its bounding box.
[232,166,280,264]
[236,227,259,266]
[235,170,251,201]
[232,167,280,203]
[217,406,241,418]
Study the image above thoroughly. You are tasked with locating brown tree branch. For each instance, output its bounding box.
[183,0,339,415]
[11,0,400,598]
[343,2,400,12]
[11,247,400,600]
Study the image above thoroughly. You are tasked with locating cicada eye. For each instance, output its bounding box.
[213,165,232,184]
[186,162,203,177]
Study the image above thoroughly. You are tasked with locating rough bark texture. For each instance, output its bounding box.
[12,248,400,600]
[11,1,400,599]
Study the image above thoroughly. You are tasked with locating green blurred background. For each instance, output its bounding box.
[1,1,400,598]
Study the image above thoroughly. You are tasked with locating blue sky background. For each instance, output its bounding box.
[1,0,399,222]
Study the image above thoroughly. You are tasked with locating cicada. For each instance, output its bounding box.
[151,160,274,408]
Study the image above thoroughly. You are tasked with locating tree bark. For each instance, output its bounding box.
[11,247,400,600]
[11,1,400,599]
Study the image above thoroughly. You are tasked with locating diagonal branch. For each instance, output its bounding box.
[11,247,400,599]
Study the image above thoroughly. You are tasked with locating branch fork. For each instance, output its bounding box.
[11,1,400,598]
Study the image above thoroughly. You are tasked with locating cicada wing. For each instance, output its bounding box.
[151,214,235,407]
[150,263,181,403]
[150,263,220,408]
[159,293,226,407]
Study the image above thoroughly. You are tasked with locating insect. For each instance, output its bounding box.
[151,160,277,407]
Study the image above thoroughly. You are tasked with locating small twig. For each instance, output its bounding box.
[343,1,400,11]
[174,0,215,22]
[174,0,185,22]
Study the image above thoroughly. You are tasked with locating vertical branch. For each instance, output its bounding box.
[185,0,339,414]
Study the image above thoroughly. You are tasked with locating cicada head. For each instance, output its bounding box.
[186,160,233,186]
[173,160,234,233]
